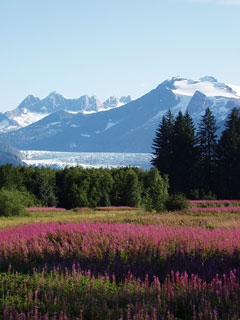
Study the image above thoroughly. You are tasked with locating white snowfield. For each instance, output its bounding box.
[11,112,49,127]
[227,84,240,97]
[97,102,124,112]
[172,78,240,99]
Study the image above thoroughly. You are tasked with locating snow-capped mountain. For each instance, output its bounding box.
[1,76,240,153]
[166,76,240,127]
[4,92,132,130]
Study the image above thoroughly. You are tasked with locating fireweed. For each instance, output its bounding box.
[1,222,240,281]
[1,222,240,319]
[188,200,240,208]
[185,206,240,212]
[1,268,240,320]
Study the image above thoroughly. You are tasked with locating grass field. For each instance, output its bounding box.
[1,205,240,319]
[1,207,240,229]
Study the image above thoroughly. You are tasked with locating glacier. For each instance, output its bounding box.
[22,150,152,170]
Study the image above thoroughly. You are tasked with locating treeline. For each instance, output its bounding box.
[152,107,240,199]
[0,165,169,210]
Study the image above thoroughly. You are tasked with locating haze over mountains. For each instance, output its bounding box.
[1,76,240,153]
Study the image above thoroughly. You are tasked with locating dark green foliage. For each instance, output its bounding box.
[56,167,114,208]
[143,167,169,212]
[170,111,197,195]
[152,107,240,200]
[152,111,198,196]
[165,193,188,211]
[151,109,174,174]
[201,191,216,201]
[110,168,142,207]
[56,166,168,210]
[0,189,30,216]
[0,164,24,190]
[17,166,58,207]
[217,108,240,199]
[99,189,111,206]
[197,107,218,194]
[56,167,90,208]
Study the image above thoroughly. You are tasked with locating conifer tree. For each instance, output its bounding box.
[217,107,240,198]
[197,107,218,194]
[171,111,197,194]
[151,109,174,174]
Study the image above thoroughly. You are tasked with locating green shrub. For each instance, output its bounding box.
[143,168,169,212]
[0,188,36,217]
[201,192,216,200]
[165,193,188,211]
[189,189,200,200]
[143,193,153,212]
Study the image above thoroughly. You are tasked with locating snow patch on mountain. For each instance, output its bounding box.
[9,112,49,127]
[65,110,79,114]
[172,78,239,98]
[104,120,119,131]
[0,120,9,127]
[46,122,61,128]
[82,110,98,115]
[98,103,124,112]
[172,95,192,113]
[208,97,232,121]
[227,84,240,97]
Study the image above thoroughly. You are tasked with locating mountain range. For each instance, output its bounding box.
[0,76,240,153]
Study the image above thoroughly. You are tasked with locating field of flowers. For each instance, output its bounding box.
[188,200,240,208]
[1,202,240,319]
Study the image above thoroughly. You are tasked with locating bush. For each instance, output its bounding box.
[143,168,169,212]
[0,188,36,217]
[201,192,216,200]
[165,193,188,211]
[143,193,154,212]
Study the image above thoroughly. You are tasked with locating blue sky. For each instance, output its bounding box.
[0,0,239,111]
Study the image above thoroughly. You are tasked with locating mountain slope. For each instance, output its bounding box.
[4,92,132,130]
[0,113,19,133]
[0,141,24,166]
[1,76,240,152]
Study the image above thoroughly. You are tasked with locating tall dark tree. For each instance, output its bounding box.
[170,111,197,194]
[217,107,240,199]
[152,110,197,195]
[151,109,174,174]
[197,107,218,194]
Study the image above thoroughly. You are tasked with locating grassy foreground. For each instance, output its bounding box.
[1,208,240,229]
[1,207,240,319]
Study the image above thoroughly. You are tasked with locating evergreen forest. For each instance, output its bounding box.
[152,107,240,199]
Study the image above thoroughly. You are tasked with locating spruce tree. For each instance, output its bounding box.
[197,107,218,194]
[151,109,174,174]
[217,107,240,199]
[171,111,197,195]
